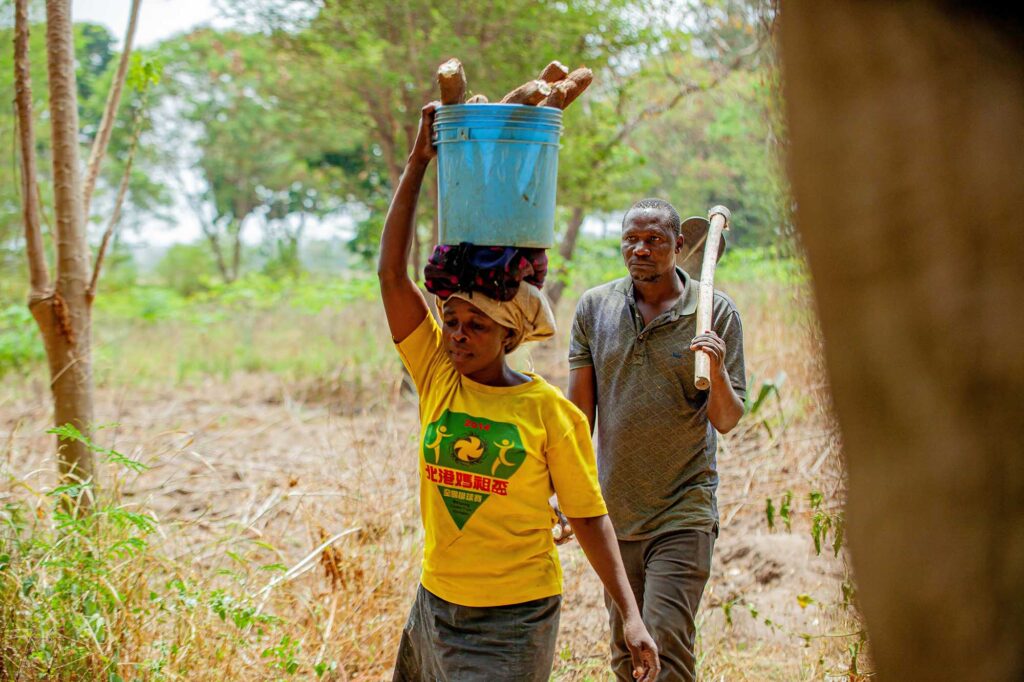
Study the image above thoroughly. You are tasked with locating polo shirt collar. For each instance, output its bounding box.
[618,267,699,318]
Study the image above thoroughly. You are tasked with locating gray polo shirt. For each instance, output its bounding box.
[569,267,746,540]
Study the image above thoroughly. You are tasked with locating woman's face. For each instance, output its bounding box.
[441,298,513,377]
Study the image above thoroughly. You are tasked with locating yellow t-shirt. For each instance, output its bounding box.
[396,314,607,607]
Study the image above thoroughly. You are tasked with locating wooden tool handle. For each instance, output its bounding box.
[694,205,730,390]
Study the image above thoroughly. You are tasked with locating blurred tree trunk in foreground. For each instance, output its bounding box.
[781,1,1023,679]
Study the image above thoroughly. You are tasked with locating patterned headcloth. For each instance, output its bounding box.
[438,282,556,353]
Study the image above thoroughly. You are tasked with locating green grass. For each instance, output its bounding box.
[1,251,804,386]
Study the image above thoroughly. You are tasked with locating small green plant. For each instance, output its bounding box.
[48,423,149,473]
[0,424,300,680]
[745,371,787,438]
[765,490,793,532]
[262,634,303,675]
[809,490,845,557]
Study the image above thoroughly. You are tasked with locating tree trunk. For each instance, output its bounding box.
[780,2,1024,680]
[201,225,231,283]
[229,218,243,283]
[545,206,585,308]
[13,0,49,303]
[43,0,95,486]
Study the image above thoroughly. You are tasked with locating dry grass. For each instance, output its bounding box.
[0,280,869,681]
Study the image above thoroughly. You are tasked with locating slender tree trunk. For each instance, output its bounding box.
[200,225,231,282]
[44,0,95,486]
[781,1,1024,679]
[229,216,245,283]
[545,206,585,307]
[13,0,50,303]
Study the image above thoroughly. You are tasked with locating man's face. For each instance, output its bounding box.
[621,208,683,282]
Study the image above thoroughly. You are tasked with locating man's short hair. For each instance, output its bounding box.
[623,198,682,236]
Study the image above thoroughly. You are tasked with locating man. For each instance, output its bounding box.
[567,198,746,681]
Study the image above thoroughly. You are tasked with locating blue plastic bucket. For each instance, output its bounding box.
[434,104,562,248]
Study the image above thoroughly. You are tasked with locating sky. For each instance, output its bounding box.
[73,0,220,49]
[71,0,361,254]
[72,1,224,250]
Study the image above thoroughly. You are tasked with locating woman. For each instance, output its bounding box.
[379,102,660,682]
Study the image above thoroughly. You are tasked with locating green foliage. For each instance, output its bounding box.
[809,491,845,557]
[779,490,793,532]
[0,19,170,260]
[554,237,805,300]
[154,29,349,281]
[631,62,788,247]
[229,0,665,261]
[746,370,785,415]
[48,424,149,473]
[716,246,808,285]
[78,275,386,388]
[126,52,162,92]
[0,426,300,680]
[155,243,219,296]
[0,305,44,377]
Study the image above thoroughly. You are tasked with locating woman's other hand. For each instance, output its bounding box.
[410,101,440,165]
[623,613,660,681]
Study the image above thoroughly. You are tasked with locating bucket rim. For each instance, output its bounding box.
[434,103,563,121]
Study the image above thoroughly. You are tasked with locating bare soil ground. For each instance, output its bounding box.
[0,283,864,680]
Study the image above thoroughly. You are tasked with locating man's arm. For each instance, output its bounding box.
[567,366,597,434]
[690,331,744,433]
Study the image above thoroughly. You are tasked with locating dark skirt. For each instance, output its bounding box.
[392,585,561,682]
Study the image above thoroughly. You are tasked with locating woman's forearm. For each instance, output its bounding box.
[377,103,437,343]
[377,155,429,282]
[567,514,641,621]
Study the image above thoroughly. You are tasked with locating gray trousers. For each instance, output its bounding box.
[393,585,561,682]
[605,529,715,682]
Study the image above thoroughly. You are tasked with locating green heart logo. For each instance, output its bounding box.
[423,409,526,529]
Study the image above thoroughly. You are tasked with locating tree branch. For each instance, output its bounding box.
[14,0,51,301]
[82,0,141,220]
[87,106,144,301]
[599,39,764,160]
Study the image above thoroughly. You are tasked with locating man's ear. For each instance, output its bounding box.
[675,232,685,253]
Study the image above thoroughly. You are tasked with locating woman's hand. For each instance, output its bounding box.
[549,497,575,545]
[623,614,660,681]
[409,101,440,166]
[566,514,661,679]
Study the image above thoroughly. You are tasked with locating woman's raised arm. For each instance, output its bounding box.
[377,102,439,343]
